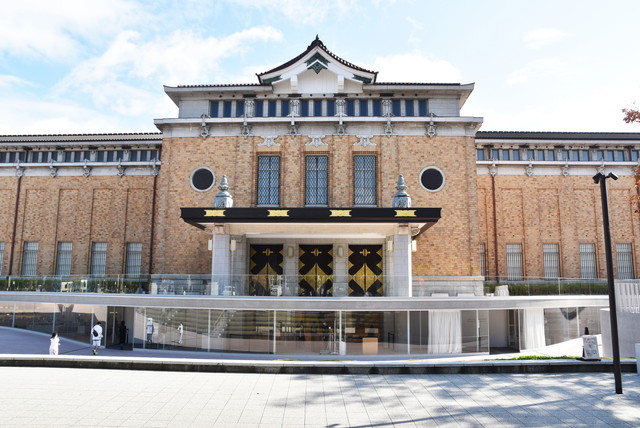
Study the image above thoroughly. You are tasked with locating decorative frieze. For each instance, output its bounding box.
[354,136,375,147]
[306,135,327,147]
[258,136,280,147]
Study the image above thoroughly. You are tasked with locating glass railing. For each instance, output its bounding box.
[0,274,616,297]
[482,277,609,296]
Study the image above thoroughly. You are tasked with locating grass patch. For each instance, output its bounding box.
[491,355,579,361]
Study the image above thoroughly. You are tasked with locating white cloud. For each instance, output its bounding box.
[367,53,462,83]
[524,28,566,50]
[53,27,283,118]
[0,75,34,88]
[0,0,140,61]
[507,58,573,84]
[0,94,144,134]
[227,0,353,24]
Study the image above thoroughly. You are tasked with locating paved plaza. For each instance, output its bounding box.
[0,366,639,427]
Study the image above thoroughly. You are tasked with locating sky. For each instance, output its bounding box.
[1,0,639,135]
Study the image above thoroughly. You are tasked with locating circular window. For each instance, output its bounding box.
[419,166,445,192]
[190,167,215,192]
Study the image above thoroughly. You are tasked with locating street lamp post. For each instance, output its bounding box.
[593,171,622,394]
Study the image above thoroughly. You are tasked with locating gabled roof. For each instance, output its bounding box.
[256,36,378,85]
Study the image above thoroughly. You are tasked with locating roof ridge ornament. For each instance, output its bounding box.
[214,175,234,208]
[392,174,411,208]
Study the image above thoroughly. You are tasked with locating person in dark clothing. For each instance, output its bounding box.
[118,320,127,350]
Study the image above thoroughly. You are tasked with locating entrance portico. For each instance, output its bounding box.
[180,206,441,297]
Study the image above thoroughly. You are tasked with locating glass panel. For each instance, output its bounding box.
[210,101,219,117]
[125,242,142,277]
[579,243,597,279]
[257,156,280,205]
[476,149,485,161]
[268,101,277,117]
[359,100,368,116]
[616,243,634,279]
[313,100,322,116]
[353,155,376,205]
[346,100,355,116]
[55,242,73,276]
[405,100,414,116]
[543,307,579,346]
[543,243,560,279]
[91,242,107,276]
[506,243,523,281]
[305,155,328,205]
[326,100,335,116]
[418,100,427,116]
[21,242,38,276]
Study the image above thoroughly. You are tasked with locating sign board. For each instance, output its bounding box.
[582,335,600,360]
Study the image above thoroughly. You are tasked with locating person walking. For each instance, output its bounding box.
[118,320,127,350]
[49,332,60,355]
[92,321,103,355]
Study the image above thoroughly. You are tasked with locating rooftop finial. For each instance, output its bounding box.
[214,175,234,208]
[392,174,411,208]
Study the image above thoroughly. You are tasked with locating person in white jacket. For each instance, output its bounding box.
[49,332,60,355]
[92,322,103,355]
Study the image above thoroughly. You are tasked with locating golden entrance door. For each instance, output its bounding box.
[298,245,333,296]
[249,244,283,296]
[348,245,383,296]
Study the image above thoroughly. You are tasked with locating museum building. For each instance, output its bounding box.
[0,37,637,357]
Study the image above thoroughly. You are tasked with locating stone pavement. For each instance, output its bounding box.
[0,366,639,427]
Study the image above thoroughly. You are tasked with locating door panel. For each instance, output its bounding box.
[298,245,333,296]
[249,244,283,296]
[348,245,383,296]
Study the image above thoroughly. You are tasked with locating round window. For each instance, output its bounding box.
[419,166,445,192]
[190,167,215,192]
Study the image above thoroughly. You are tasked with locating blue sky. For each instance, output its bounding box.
[1,0,639,134]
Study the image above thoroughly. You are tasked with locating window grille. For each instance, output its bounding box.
[506,243,523,281]
[579,243,597,279]
[305,155,328,205]
[90,242,107,276]
[257,156,280,205]
[21,242,38,276]
[354,155,376,205]
[479,243,487,277]
[616,243,634,279]
[0,242,4,276]
[543,243,560,279]
[125,242,142,277]
[55,242,73,276]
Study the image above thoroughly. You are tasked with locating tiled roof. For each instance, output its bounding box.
[176,83,264,88]
[476,131,640,141]
[371,82,462,86]
[0,133,162,142]
[257,36,377,79]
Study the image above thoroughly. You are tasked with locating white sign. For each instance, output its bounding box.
[582,335,600,360]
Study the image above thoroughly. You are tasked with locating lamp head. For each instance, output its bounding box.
[593,172,603,184]
[607,172,619,181]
